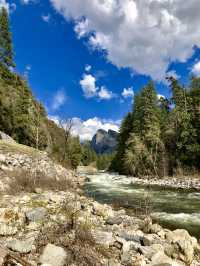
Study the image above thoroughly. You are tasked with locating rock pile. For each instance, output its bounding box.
[0,190,198,265]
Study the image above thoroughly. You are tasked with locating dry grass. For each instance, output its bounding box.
[0,140,40,157]
[6,169,75,194]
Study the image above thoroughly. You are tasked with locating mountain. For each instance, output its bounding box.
[91,129,118,154]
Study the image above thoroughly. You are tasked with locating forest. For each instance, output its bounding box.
[110,78,200,177]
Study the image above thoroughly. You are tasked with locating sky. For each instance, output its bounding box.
[1,0,200,140]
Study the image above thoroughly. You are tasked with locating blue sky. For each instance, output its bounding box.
[2,0,200,140]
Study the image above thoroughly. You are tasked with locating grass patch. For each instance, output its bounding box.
[0,140,40,157]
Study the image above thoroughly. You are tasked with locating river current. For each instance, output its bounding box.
[84,172,200,238]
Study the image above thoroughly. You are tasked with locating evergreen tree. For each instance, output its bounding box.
[109,112,133,173]
[0,7,15,68]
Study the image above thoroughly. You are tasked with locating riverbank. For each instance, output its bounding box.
[0,143,200,265]
[0,188,199,265]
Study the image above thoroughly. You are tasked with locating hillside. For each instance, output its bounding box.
[0,64,82,169]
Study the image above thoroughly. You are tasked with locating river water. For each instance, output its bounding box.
[84,172,200,238]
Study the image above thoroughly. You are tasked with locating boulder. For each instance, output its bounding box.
[139,244,164,260]
[92,202,113,218]
[166,229,196,264]
[150,251,183,266]
[7,237,35,253]
[142,234,162,246]
[92,230,114,248]
[39,244,67,266]
[25,207,47,223]
[106,216,123,225]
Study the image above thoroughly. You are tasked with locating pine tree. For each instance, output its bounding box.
[109,112,133,173]
[0,7,15,68]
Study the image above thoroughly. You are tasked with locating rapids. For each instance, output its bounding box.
[84,172,200,238]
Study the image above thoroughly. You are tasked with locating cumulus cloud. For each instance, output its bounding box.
[49,116,120,141]
[122,87,134,99]
[51,89,66,110]
[50,0,200,80]
[80,74,98,98]
[192,61,200,77]
[98,86,114,100]
[80,73,115,100]
[71,117,120,141]
[42,14,51,23]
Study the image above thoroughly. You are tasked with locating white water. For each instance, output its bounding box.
[84,172,200,237]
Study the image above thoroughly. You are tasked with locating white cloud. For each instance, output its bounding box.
[52,89,66,110]
[80,73,114,100]
[23,64,32,79]
[71,117,120,141]
[192,61,200,77]
[42,14,51,23]
[122,87,134,98]
[98,86,114,100]
[50,0,200,80]
[85,64,92,72]
[48,116,120,141]
[80,74,98,98]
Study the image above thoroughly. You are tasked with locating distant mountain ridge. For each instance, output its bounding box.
[91,129,118,154]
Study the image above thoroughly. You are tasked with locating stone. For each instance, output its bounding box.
[92,202,113,218]
[7,237,35,253]
[0,223,17,236]
[25,207,47,222]
[166,229,196,264]
[39,244,67,266]
[92,230,114,248]
[150,224,163,234]
[117,231,142,243]
[150,251,183,266]
[106,216,123,225]
[142,234,162,246]
[139,244,164,260]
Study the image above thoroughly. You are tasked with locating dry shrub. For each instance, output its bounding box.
[6,169,75,194]
[34,220,105,266]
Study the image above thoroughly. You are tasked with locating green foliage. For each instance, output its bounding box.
[0,7,15,68]
[96,153,115,170]
[111,78,200,177]
[81,141,97,166]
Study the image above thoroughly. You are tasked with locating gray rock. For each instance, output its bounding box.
[106,216,123,225]
[26,207,47,222]
[142,234,162,246]
[117,231,142,243]
[7,237,35,253]
[39,244,67,266]
[92,230,114,248]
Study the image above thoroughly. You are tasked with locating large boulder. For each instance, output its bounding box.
[166,229,197,264]
[39,244,67,266]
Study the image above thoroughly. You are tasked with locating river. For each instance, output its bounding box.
[84,172,200,238]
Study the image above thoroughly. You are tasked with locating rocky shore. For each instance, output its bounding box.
[0,189,199,265]
[0,141,200,265]
[129,176,200,191]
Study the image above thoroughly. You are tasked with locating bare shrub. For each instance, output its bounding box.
[6,169,75,194]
